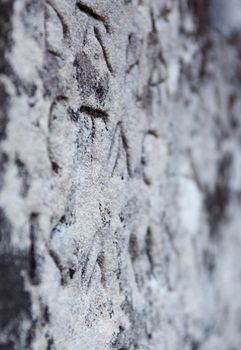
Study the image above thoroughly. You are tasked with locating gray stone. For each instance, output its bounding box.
[1,0,241,349]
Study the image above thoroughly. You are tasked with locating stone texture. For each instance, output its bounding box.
[1,0,241,349]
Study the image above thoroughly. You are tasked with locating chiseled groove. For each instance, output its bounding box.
[47,247,66,285]
[120,125,132,177]
[76,1,110,34]
[147,129,159,138]
[108,121,132,178]
[47,49,64,59]
[29,213,39,285]
[79,105,109,122]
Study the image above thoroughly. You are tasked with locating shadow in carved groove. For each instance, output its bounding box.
[76,1,111,33]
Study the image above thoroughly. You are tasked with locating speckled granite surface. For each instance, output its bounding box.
[1,1,241,349]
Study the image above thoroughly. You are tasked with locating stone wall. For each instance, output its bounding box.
[1,1,241,349]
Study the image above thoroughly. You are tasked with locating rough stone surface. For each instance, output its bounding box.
[1,0,241,349]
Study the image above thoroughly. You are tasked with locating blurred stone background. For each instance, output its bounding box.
[1,0,241,349]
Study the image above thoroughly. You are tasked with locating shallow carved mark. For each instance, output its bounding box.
[150,8,157,33]
[15,155,30,197]
[0,81,10,140]
[125,59,139,74]
[81,234,100,289]
[140,130,159,186]
[47,97,68,174]
[108,121,121,176]
[47,246,65,285]
[120,124,132,177]
[203,248,216,276]
[0,207,11,253]
[96,250,106,287]
[165,223,179,257]
[0,0,14,74]
[126,33,141,73]
[128,233,139,263]
[48,96,68,131]
[149,59,167,86]
[0,151,8,191]
[128,232,140,286]
[47,213,76,286]
[80,231,109,290]
[189,152,204,192]
[29,213,42,285]
[45,0,70,39]
[94,26,113,74]
[50,215,66,239]
[47,140,62,174]
[108,121,132,178]
[81,253,90,285]
[145,227,154,274]
[205,153,232,239]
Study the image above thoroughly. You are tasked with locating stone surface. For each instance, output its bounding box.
[1,0,241,349]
